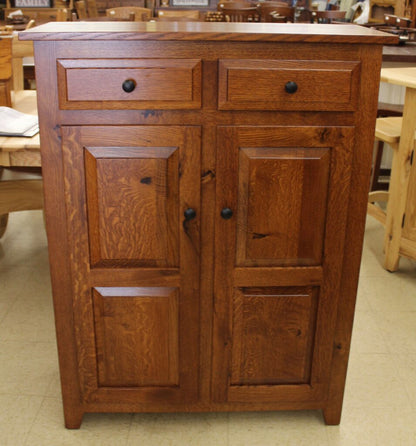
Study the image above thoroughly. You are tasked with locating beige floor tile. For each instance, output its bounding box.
[362,275,416,313]
[343,353,412,410]
[228,411,330,446]
[44,370,62,398]
[25,397,132,446]
[350,311,390,354]
[0,341,58,396]
[0,266,33,301]
[0,294,55,342]
[395,354,416,409]
[373,310,416,355]
[327,407,416,446]
[128,412,229,446]
[0,394,44,446]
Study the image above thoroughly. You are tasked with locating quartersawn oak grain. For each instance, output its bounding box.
[24,23,392,428]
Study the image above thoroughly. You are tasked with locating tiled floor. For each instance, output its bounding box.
[0,210,415,445]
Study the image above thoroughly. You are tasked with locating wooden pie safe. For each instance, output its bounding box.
[21,22,395,428]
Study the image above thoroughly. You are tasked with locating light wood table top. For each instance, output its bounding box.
[380,66,416,88]
[0,90,40,167]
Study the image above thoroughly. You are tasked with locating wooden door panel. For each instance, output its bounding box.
[93,287,179,387]
[85,146,179,267]
[237,147,330,266]
[213,126,353,403]
[231,286,318,386]
[61,126,200,404]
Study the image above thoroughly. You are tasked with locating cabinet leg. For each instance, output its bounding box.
[63,408,84,429]
[322,405,342,425]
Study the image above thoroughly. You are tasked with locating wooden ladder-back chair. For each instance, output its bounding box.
[258,2,295,22]
[218,2,259,21]
[106,7,152,21]
[311,10,347,23]
[0,37,43,238]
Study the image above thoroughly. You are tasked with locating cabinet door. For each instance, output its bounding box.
[61,126,200,405]
[212,126,353,403]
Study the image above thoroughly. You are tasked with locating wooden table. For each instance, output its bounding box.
[0,90,40,167]
[379,67,416,271]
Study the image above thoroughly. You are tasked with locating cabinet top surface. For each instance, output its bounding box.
[20,21,397,44]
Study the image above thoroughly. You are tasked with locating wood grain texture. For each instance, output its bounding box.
[85,145,179,267]
[20,22,398,44]
[218,59,360,111]
[230,287,318,385]
[236,147,330,266]
[93,287,179,387]
[57,58,201,110]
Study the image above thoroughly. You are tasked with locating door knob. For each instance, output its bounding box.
[184,208,197,221]
[285,81,298,94]
[122,79,136,93]
[221,208,233,219]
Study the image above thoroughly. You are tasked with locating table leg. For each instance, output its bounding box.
[384,87,416,271]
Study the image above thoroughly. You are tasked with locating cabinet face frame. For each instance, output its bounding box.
[212,125,354,403]
[60,125,201,405]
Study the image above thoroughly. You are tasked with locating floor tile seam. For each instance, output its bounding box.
[22,394,50,446]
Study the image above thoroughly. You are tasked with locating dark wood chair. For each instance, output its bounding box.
[257,2,295,22]
[106,6,152,21]
[311,10,347,23]
[218,2,260,21]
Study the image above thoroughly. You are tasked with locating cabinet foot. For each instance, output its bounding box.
[64,410,84,429]
[322,406,342,425]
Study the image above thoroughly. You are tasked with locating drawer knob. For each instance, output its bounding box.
[184,208,197,221]
[285,81,298,94]
[122,79,136,93]
[221,208,233,220]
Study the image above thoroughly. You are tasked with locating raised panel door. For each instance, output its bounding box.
[61,125,201,405]
[212,126,354,403]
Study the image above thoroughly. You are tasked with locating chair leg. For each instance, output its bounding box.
[370,140,385,191]
[0,213,9,238]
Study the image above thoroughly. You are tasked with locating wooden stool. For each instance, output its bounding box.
[367,116,402,225]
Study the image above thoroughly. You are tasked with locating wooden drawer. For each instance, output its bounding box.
[218,59,360,111]
[57,59,202,110]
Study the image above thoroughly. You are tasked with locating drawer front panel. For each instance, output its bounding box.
[218,59,360,111]
[57,59,202,110]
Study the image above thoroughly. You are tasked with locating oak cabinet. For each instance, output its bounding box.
[22,22,395,428]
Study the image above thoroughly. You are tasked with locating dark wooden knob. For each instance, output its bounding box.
[221,208,233,220]
[184,208,196,221]
[285,81,298,94]
[122,79,136,93]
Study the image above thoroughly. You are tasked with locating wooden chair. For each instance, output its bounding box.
[157,9,201,19]
[106,6,152,21]
[0,37,43,238]
[218,2,259,21]
[75,0,88,19]
[311,10,347,22]
[11,35,34,92]
[257,2,295,22]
